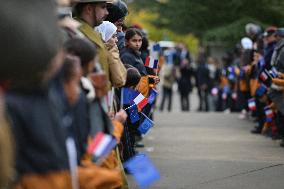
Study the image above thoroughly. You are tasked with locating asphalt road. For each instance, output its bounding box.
[128,90,284,189]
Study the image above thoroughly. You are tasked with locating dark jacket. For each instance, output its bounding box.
[264,41,276,71]
[6,90,69,177]
[196,63,210,89]
[6,79,89,177]
[120,48,147,76]
[178,65,193,95]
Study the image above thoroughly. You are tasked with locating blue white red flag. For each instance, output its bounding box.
[248,98,256,111]
[87,132,117,160]
[122,88,139,105]
[264,106,274,122]
[270,67,278,78]
[145,56,159,69]
[134,93,148,110]
[259,71,269,81]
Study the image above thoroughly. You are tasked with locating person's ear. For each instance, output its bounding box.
[85,4,94,15]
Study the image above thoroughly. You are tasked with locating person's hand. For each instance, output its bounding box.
[154,77,160,84]
[106,38,116,48]
[113,109,127,124]
[108,112,115,120]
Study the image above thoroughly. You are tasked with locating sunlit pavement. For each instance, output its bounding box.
[128,89,284,189]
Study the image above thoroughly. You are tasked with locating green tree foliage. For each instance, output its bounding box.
[130,0,284,45]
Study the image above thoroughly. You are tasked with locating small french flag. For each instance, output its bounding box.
[259,71,268,81]
[248,98,256,111]
[133,93,148,110]
[264,106,274,118]
[87,132,117,159]
[145,56,159,69]
[270,67,278,78]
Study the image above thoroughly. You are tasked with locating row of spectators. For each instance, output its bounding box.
[0,0,160,188]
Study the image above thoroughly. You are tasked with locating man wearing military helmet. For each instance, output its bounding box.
[74,0,112,27]
[73,0,113,89]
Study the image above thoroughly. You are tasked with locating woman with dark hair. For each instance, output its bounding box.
[120,28,147,76]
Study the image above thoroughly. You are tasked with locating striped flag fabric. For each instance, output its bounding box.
[264,106,274,122]
[259,71,269,81]
[270,67,278,78]
[133,93,148,110]
[145,56,159,69]
[122,87,139,105]
[248,98,256,111]
[87,132,117,160]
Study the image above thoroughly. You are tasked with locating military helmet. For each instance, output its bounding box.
[77,0,113,3]
[106,0,128,23]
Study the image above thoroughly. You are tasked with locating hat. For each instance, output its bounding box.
[77,0,113,3]
[106,0,128,23]
[263,26,277,37]
[275,28,284,37]
[95,21,117,42]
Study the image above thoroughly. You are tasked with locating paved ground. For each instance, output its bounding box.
[128,90,284,189]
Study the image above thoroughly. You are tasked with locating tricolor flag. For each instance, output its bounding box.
[133,93,148,110]
[264,106,274,118]
[259,71,268,81]
[122,88,139,105]
[264,106,274,122]
[87,132,117,160]
[270,67,278,78]
[145,56,159,69]
[148,89,158,105]
[248,98,256,111]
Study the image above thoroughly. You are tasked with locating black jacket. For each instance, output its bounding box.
[120,47,147,76]
[6,79,89,177]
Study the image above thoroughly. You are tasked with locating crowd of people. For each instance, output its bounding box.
[209,23,284,147]
[162,23,284,149]
[0,0,161,188]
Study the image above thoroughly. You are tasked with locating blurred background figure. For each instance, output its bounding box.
[176,44,193,111]
[196,47,210,112]
[159,47,176,112]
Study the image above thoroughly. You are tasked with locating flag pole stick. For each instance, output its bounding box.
[124,104,136,111]
[110,87,115,112]
[120,88,124,110]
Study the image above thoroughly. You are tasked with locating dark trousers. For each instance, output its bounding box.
[276,111,284,137]
[198,89,209,111]
[160,86,172,112]
[180,93,190,111]
[255,100,266,131]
